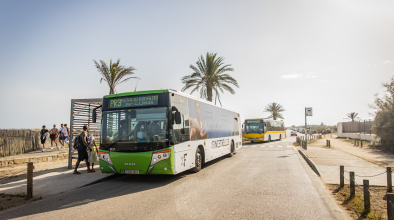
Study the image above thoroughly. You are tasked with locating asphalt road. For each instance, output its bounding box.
[2,136,335,220]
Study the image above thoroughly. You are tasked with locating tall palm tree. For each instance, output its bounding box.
[264,103,285,120]
[93,59,138,94]
[181,52,239,105]
[346,112,359,122]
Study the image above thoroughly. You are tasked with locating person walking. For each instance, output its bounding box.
[64,124,70,147]
[40,125,49,152]
[49,124,59,149]
[74,125,93,174]
[59,124,65,147]
[89,134,99,171]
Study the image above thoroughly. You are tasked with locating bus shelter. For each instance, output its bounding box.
[68,98,102,169]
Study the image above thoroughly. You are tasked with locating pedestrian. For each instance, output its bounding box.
[49,124,59,149]
[59,124,65,147]
[89,134,99,171]
[40,125,49,152]
[74,125,93,174]
[64,124,70,147]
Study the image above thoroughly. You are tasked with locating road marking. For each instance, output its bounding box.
[243,146,248,148]
[278,145,283,148]
[269,145,273,148]
[260,145,265,148]
[287,146,292,148]
[252,146,256,148]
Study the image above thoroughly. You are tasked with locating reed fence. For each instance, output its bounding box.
[0,129,40,157]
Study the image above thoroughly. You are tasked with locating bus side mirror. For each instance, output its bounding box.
[174,112,181,124]
[92,109,97,123]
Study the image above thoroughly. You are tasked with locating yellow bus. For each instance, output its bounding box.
[243,118,285,142]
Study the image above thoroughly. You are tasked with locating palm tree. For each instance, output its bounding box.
[264,103,285,120]
[93,59,138,94]
[181,52,239,105]
[346,112,359,122]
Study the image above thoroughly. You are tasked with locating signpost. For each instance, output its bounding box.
[305,107,312,150]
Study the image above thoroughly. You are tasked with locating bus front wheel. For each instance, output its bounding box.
[193,147,202,173]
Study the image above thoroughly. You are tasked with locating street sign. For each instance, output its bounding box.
[305,107,313,116]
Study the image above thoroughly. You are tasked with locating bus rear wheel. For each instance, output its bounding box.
[193,147,202,173]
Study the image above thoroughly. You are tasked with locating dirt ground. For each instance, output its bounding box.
[327,184,388,220]
[0,157,92,212]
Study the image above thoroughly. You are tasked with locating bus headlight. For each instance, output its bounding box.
[99,152,113,165]
[150,149,171,165]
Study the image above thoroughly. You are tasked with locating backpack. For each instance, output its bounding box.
[73,134,82,149]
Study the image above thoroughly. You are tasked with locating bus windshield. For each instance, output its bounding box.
[245,120,264,133]
[101,107,168,152]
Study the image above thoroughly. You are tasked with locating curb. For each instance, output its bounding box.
[298,149,321,176]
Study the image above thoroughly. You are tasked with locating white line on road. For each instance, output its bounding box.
[287,146,292,148]
[252,146,256,148]
[269,145,273,148]
[260,145,265,148]
[278,145,282,148]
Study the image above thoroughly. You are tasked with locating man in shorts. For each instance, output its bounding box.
[74,125,93,174]
[49,124,59,149]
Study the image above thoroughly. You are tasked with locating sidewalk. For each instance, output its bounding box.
[0,148,113,198]
[297,136,393,186]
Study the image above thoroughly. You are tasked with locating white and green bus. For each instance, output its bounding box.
[96,89,242,175]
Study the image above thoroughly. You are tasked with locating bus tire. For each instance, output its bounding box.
[193,147,202,173]
[251,141,254,143]
[229,141,235,157]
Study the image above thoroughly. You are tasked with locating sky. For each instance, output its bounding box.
[0,0,393,129]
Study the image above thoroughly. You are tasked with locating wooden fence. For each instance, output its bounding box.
[0,129,41,157]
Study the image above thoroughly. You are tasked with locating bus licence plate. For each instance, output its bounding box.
[124,170,139,174]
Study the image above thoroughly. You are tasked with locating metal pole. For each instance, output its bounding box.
[68,100,74,169]
[305,108,307,150]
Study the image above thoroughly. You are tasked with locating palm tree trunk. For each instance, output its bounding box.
[110,87,115,95]
[207,86,213,102]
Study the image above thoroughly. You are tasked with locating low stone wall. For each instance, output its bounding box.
[0,153,68,168]
[0,129,41,157]
[337,132,378,142]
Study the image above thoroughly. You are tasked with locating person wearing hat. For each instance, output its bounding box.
[40,125,49,152]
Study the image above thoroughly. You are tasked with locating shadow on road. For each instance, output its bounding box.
[1,154,231,218]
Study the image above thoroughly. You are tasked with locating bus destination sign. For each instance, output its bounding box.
[109,95,159,109]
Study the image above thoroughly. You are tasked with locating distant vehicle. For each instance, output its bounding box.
[291,131,297,136]
[243,118,285,142]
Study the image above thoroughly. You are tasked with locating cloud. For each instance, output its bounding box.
[281,73,317,80]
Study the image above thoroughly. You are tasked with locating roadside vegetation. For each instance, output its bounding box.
[327,184,386,219]
[181,52,239,106]
[371,77,394,153]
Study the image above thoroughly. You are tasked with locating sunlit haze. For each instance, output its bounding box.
[1,0,393,129]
